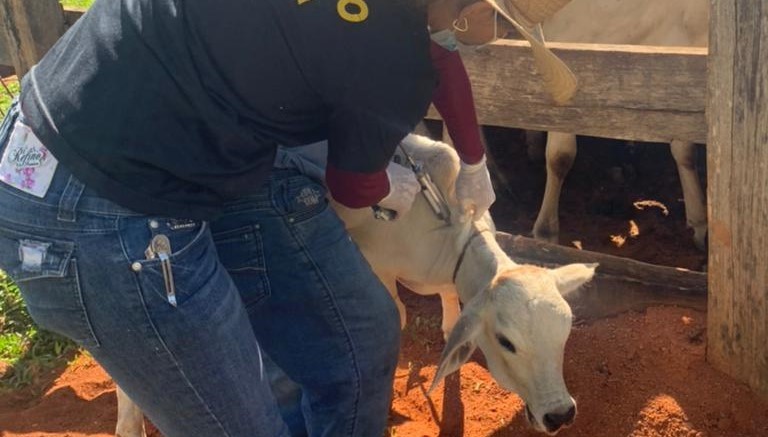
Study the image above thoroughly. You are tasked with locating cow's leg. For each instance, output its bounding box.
[533,132,577,243]
[438,291,461,341]
[115,386,146,437]
[670,140,707,250]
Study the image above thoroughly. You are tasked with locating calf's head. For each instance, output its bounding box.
[430,263,596,434]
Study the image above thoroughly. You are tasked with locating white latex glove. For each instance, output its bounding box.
[377,161,421,219]
[456,155,496,222]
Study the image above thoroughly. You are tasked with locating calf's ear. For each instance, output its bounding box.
[550,263,598,296]
[428,295,485,394]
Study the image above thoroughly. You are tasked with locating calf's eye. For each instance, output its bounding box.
[496,335,516,353]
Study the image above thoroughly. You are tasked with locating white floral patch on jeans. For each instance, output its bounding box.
[0,121,58,198]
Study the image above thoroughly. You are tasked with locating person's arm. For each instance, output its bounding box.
[325,107,423,218]
[430,40,485,164]
[429,38,496,221]
[316,2,434,216]
[325,165,390,208]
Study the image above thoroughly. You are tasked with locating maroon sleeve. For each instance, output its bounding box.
[430,41,485,164]
[326,164,390,208]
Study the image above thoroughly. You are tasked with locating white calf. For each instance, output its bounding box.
[336,134,595,434]
[529,0,709,249]
[116,134,596,436]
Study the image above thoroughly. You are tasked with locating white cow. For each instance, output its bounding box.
[529,0,709,250]
[115,134,596,436]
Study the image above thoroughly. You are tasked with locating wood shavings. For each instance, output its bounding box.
[610,234,627,248]
[633,200,669,216]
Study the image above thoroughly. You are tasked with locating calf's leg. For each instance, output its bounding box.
[380,275,407,329]
[438,291,461,340]
[115,386,146,437]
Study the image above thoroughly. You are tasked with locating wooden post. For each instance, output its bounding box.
[0,23,10,67]
[0,0,65,77]
[707,0,768,398]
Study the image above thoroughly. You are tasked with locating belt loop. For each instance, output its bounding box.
[58,175,85,222]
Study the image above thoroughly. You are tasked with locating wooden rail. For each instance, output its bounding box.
[428,40,708,143]
[497,232,707,292]
[495,232,707,321]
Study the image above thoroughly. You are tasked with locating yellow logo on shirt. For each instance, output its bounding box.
[337,0,368,22]
[298,0,369,23]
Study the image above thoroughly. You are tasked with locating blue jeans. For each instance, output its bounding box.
[0,102,400,436]
[213,171,401,437]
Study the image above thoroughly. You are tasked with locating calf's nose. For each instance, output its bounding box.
[543,405,576,432]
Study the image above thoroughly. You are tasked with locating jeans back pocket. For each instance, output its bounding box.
[0,226,99,347]
[276,175,329,224]
[124,218,217,309]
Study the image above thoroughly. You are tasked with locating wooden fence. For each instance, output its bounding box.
[0,0,766,399]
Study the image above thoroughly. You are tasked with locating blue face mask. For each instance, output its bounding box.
[430,28,459,52]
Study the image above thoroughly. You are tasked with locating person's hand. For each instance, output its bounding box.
[456,155,495,222]
[377,162,421,219]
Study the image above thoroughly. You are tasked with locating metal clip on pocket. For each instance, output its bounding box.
[145,234,177,307]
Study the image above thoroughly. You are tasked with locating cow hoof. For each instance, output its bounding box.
[532,227,559,245]
[693,227,707,252]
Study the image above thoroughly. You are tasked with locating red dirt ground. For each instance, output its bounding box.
[3,305,768,437]
[2,129,767,436]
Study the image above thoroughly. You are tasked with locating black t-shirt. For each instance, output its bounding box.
[21,0,435,220]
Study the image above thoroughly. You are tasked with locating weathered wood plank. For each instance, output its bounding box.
[494,232,707,321]
[707,0,768,399]
[0,0,65,77]
[427,40,708,143]
[569,276,707,322]
[496,232,707,292]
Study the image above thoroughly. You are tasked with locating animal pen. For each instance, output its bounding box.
[0,0,767,432]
